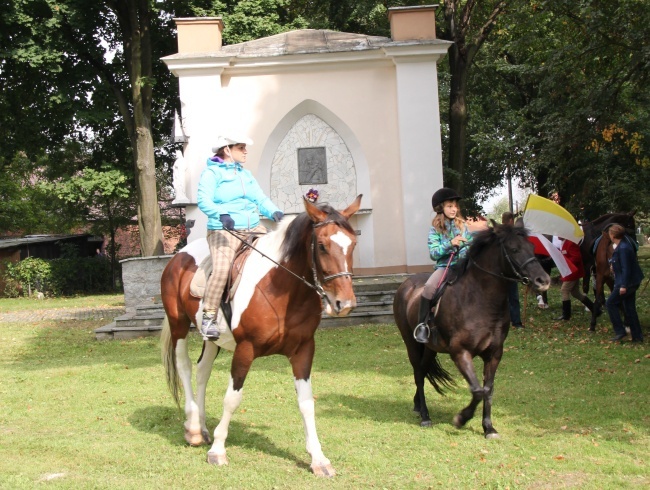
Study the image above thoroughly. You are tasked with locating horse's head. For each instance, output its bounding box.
[281,195,362,317]
[305,195,362,317]
[469,224,551,293]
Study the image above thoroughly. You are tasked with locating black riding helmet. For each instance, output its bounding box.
[431,187,462,210]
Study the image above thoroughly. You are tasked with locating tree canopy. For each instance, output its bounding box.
[1,0,648,246]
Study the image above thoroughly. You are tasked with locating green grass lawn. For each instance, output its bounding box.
[0,293,125,313]
[0,250,648,489]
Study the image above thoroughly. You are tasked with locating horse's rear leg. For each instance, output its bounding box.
[410,345,432,427]
[195,341,219,445]
[291,340,335,477]
[207,343,253,466]
[175,337,206,446]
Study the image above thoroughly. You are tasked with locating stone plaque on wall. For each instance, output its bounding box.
[298,147,327,185]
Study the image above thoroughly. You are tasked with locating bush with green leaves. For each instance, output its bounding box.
[1,256,114,297]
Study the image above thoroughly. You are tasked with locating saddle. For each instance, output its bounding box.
[189,234,258,326]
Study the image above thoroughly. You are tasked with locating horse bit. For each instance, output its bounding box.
[225,220,352,304]
[470,243,537,285]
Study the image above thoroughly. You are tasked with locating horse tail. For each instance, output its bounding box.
[160,315,181,407]
[424,353,455,395]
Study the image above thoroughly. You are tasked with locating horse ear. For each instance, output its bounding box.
[629,210,636,217]
[489,218,498,228]
[303,198,329,223]
[341,194,363,219]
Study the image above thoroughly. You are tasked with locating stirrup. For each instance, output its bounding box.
[201,314,220,340]
[413,322,430,343]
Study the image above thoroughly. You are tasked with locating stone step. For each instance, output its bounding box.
[95,274,410,339]
[94,322,162,341]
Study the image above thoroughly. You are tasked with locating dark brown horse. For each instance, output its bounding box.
[160,196,362,477]
[393,224,550,438]
[589,230,615,331]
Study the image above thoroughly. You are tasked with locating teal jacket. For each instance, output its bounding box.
[197,157,281,230]
[428,219,473,269]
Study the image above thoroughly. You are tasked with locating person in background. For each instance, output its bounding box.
[554,236,597,321]
[606,224,644,343]
[502,212,524,329]
[197,134,284,340]
[413,187,474,343]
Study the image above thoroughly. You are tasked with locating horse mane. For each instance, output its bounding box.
[453,224,530,276]
[280,203,355,263]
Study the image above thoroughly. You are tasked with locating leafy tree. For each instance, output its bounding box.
[436,0,511,195]
[0,153,78,234]
[43,165,137,288]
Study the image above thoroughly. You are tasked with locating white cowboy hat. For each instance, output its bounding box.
[212,134,253,153]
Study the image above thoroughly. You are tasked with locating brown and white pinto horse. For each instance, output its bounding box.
[160,195,362,477]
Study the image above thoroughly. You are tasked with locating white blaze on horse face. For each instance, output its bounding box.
[231,217,294,330]
[329,231,353,272]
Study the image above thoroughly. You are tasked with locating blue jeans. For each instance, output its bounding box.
[606,285,642,340]
[507,283,522,326]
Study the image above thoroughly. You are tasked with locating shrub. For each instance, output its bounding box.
[0,256,114,297]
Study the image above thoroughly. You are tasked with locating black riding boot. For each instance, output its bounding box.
[414,296,435,344]
[555,300,571,321]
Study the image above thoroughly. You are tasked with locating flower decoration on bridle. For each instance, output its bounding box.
[305,188,319,203]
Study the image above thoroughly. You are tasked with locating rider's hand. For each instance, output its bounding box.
[219,214,235,231]
[272,211,284,223]
[451,235,467,248]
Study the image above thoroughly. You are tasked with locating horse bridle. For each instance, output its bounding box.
[470,243,537,285]
[225,219,352,303]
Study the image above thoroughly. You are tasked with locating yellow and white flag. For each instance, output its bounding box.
[523,194,584,244]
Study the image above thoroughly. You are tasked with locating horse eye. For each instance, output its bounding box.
[318,243,327,253]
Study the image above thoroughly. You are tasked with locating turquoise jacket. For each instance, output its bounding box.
[428,219,473,269]
[197,157,281,230]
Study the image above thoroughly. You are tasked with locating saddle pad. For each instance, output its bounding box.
[190,255,212,298]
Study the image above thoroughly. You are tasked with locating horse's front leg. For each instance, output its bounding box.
[207,342,254,466]
[291,340,335,478]
[450,349,484,431]
[480,350,503,439]
[195,340,219,445]
[175,337,204,446]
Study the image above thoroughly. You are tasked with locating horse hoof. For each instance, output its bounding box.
[201,429,213,445]
[485,432,500,440]
[420,420,432,428]
[185,430,205,447]
[311,463,336,478]
[452,414,464,429]
[207,451,228,466]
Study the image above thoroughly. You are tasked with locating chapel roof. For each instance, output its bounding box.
[164,28,449,61]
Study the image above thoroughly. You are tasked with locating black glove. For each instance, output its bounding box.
[272,211,284,223]
[219,214,235,231]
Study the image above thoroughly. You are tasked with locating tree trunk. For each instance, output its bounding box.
[447,45,469,195]
[134,127,164,256]
[121,0,164,257]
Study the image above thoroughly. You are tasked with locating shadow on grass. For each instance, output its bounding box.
[318,392,484,434]
[129,405,309,471]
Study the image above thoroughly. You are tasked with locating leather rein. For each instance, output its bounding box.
[225,219,351,303]
[469,243,537,286]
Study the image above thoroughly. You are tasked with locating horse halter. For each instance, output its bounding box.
[470,242,536,285]
[310,219,354,300]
